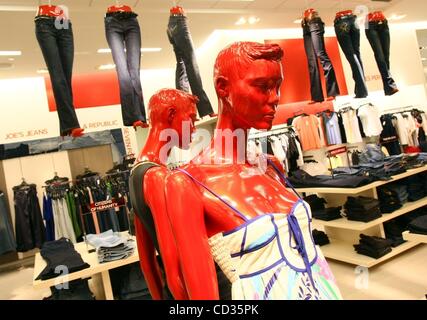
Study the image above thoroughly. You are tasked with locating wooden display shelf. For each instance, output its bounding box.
[321,238,421,268]
[402,231,427,244]
[295,165,427,195]
[313,196,427,231]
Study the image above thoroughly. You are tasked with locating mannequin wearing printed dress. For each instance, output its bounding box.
[164,42,342,300]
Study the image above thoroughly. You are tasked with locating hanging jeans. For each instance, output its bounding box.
[365,20,398,95]
[14,187,46,252]
[334,15,368,98]
[302,18,340,102]
[167,15,214,117]
[0,192,16,255]
[35,17,80,136]
[105,13,146,126]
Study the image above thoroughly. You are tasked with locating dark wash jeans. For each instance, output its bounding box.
[105,15,146,126]
[35,17,80,136]
[365,20,398,95]
[303,18,340,102]
[334,15,368,98]
[167,15,214,117]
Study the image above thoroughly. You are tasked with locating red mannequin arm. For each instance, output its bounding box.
[144,167,189,300]
[134,216,164,300]
[165,171,219,299]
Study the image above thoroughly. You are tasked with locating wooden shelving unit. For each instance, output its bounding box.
[298,165,427,267]
[402,231,427,244]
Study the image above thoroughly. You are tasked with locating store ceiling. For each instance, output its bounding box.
[0,0,424,79]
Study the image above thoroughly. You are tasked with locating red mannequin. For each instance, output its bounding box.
[170,6,185,16]
[335,9,353,20]
[107,4,133,14]
[134,89,198,300]
[368,11,386,22]
[164,42,299,299]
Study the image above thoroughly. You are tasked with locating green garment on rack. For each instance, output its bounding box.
[65,192,82,239]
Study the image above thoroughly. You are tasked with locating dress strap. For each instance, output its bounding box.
[176,168,249,222]
[267,158,303,200]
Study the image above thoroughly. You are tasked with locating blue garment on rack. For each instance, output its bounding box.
[43,195,55,242]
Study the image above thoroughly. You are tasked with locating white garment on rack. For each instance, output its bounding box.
[52,198,76,243]
[393,113,409,145]
[402,112,418,147]
[270,136,287,165]
[341,109,363,144]
[357,104,383,137]
[421,113,427,134]
[294,137,304,168]
[279,134,290,172]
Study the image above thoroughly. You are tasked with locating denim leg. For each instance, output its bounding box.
[335,20,368,98]
[35,20,80,135]
[167,26,190,92]
[57,23,75,104]
[125,18,146,122]
[303,32,324,102]
[168,16,213,117]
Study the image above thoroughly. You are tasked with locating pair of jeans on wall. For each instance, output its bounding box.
[0,192,16,255]
[105,14,146,126]
[365,20,398,95]
[14,186,46,252]
[302,18,340,102]
[334,15,368,98]
[35,17,80,136]
[167,15,214,117]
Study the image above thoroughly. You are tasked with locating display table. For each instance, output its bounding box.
[296,165,427,268]
[32,234,139,300]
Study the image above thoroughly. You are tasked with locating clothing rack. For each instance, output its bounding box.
[248,124,295,140]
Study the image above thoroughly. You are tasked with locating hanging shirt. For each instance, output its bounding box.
[357,104,383,137]
[293,115,321,151]
[322,112,342,145]
[402,112,419,147]
[393,113,410,146]
[340,109,363,144]
[316,115,327,147]
[269,136,287,166]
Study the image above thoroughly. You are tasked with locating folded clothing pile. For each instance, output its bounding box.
[405,175,425,202]
[36,238,90,281]
[408,215,427,235]
[344,196,382,222]
[44,279,95,300]
[304,195,342,221]
[110,262,152,300]
[354,234,392,259]
[86,230,135,263]
[377,184,405,213]
[384,220,406,247]
[312,229,330,246]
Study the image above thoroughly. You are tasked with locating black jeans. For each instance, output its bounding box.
[365,20,398,95]
[0,193,16,255]
[14,187,46,252]
[35,17,80,136]
[334,16,368,98]
[167,15,214,117]
[303,18,340,102]
[105,14,146,126]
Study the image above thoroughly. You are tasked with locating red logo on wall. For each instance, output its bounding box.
[44,72,121,112]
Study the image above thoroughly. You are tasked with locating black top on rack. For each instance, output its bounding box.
[13,179,36,191]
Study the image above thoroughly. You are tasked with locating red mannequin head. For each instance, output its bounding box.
[148,88,198,149]
[214,42,283,130]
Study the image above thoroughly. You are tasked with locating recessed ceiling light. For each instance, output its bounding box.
[248,16,260,25]
[0,51,21,56]
[422,58,427,61]
[8,58,15,61]
[37,68,48,74]
[97,64,116,70]
[235,17,246,25]
[97,48,162,54]
[293,19,302,24]
[388,14,407,21]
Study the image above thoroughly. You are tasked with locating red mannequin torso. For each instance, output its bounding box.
[170,6,185,16]
[107,4,133,14]
[133,89,198,300]
[37,5,62,17]
[368,11,386,22]
[335,9,353,19]
[165,42,298,299]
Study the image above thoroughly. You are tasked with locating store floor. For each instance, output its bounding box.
[0,245,426,300]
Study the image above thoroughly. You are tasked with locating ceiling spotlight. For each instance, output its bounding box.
[248,16,260,25]
[388,14,407,21]
[37,68,48,74]
[0,51,22,56]
[293,19,302,24]
[235,17,246,25]
[97,64,116,70]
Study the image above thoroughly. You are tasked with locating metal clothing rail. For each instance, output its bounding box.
[248,123,294,140]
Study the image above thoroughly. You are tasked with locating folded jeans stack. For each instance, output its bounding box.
[303,194,342,221]
[312,229,330,246]
[86,230,135,263]
[384,220,407,247]
[408,215,427,235]
[353,234,392,259]
[344,196,382,222]
[405,175,425,202]
[377,184,405,213]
